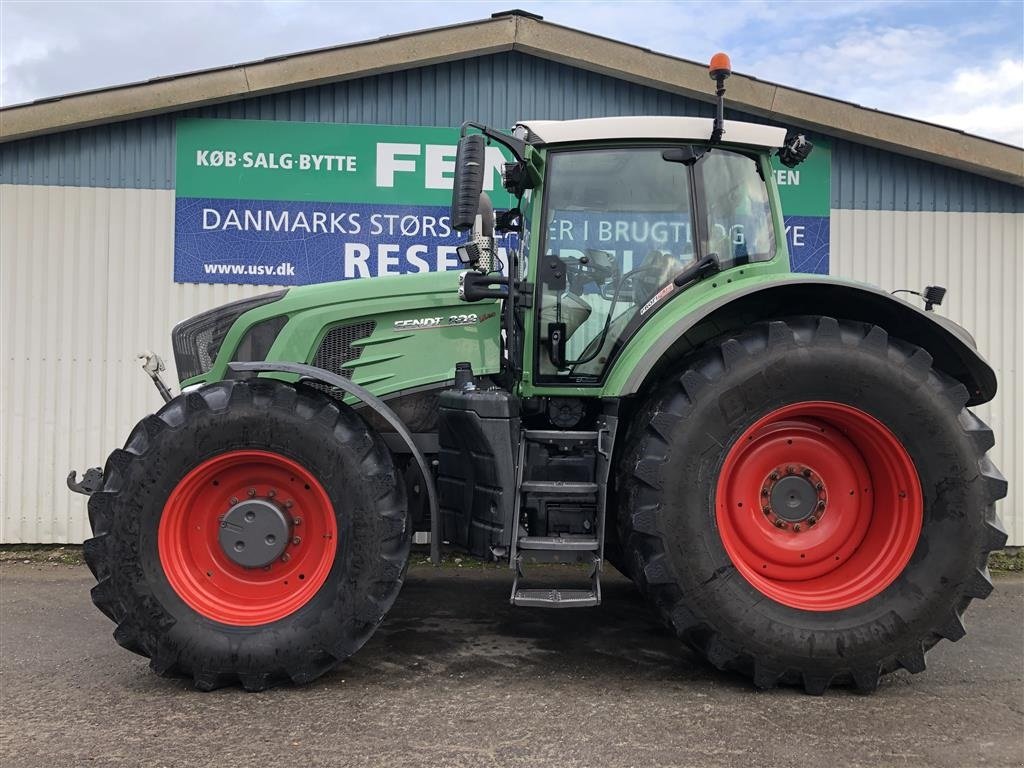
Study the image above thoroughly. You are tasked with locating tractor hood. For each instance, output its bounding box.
[174,270,503,396]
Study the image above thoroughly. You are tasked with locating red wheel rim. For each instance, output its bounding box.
[158,450,337,626]
[716,402,922,611]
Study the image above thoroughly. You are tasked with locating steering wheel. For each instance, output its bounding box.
[634,251,686,304]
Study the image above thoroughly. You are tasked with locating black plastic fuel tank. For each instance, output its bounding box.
[437,387,518,558]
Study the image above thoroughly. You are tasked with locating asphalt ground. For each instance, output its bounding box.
[1,562,1022,768]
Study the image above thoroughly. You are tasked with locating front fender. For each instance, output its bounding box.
[606,275,996,405]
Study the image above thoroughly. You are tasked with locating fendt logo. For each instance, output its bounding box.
[393,317,443,331]
[392,313,483,331]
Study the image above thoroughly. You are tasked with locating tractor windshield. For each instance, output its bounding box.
[536,146,774,382]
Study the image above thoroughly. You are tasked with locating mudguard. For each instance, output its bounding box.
[229,361,442,564]
[611,276,997,406]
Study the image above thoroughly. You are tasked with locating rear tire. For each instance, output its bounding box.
[618,317,1007,694]
[84,378,410,691]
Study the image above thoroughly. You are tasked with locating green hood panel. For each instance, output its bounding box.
[193,271,502,396]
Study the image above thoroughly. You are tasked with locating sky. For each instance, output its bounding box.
[2,0,1022,146]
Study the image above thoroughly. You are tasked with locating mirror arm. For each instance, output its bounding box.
[460,121,528,163]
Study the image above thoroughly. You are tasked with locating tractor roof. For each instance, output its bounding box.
[516,116,787,148]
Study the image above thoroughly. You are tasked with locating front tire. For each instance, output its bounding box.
[619,317,1007,694]
[84,378,410,691]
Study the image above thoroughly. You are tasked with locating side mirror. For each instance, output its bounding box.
[450,134,487,232]
[777,131,813,168]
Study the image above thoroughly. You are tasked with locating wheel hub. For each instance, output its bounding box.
[760,464,826,531]
[770,474,818,522]
[218,498,291,568]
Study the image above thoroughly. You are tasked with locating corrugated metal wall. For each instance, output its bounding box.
[0,185,276,542]
[831,209,1023,546]
[1,49,1021,543]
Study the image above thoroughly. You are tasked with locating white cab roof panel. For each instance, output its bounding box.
[517,116,787,148]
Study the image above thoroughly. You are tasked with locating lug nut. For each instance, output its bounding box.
[293,518,302,526]
[247,488,256,497]
[285,500,294,509]
[802,469,812,478]
[280,553,291,563]
[769,471,780,481]
[292,536,301,545]
[268,489,276,498]
[817,501,826,510]
[785,466,794,475]
[815,482,824,491]
[761,488,769,497]
[774,520,787,529]
[229,497,239,506]
[793,524,801,532]
[807,517,817,526]
[762,506,771,515]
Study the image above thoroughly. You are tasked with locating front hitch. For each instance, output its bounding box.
[139,351,173,403]
[67,467,103,496]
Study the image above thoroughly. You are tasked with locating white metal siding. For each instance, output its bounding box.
[1,185,1022,545]
[0,184,281,543]
[832,209,1023,546]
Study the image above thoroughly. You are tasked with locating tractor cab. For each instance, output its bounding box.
[449,53,812,392]
[519,117,788,384]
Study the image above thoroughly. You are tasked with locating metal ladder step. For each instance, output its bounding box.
[522,429,599,442]
[512,588,600,608]
[517,536,599,551]
[519,480,598,494]
[508,415,617,610]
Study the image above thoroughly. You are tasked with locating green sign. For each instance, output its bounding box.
[175,119,512,206]
[770,139,831,217]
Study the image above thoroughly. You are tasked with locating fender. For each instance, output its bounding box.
[614,276,997,406]
[229,361,441,564]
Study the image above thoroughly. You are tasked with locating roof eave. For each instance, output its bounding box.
[0,15,517,143]
[1,12,1021,186]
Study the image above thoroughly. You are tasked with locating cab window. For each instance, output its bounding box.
[696,150,775,267]
[536,147,696,380]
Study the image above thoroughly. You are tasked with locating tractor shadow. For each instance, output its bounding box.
[339,563,738,690]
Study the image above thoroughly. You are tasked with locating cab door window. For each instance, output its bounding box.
[536,147,696,381]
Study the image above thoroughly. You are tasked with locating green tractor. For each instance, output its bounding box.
[70,55,1006,694]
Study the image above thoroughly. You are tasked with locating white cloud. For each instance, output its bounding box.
[741,23,1023,146]
[923,59,1024,145]
[950,58,1024,96]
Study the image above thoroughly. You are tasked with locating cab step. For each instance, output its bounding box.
[521,429,600,443]
[512,588,600,608]
[519,480,598,495]
[517,536,599,551]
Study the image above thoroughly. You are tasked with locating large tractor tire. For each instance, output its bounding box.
[619,316,1007,694]
[84,378,410,691]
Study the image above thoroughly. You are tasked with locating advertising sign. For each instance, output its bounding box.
[174,119,830,284]
[771,139,831,274]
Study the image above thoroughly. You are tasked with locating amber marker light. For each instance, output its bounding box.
[709,52,732,79]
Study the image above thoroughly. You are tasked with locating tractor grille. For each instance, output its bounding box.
[312,321,376,379]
